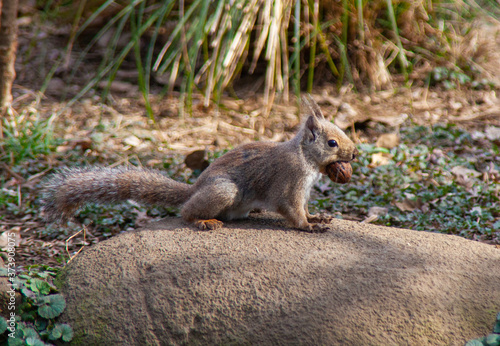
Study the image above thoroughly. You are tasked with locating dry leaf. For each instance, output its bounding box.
[123,135,142,147]
[376,133,400,149]
[362,206,389,223]
[451,166,481,178]
[395,199,425,212]
[0,228,21,250]
[334,103,369,130]
[369,152,393,167]
[485,126,500,141]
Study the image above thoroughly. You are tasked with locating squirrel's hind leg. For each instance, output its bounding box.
[279,206,332,233]
[181,180,240,231]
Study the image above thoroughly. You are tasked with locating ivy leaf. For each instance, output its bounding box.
[25,337,47,346]
[485,333,500,345]
[37,294,66,319]
[21,287,38,300]
[465,339,485,346]
[34,318,48,331]
[0,316,7,333]
[29,279,51,295]
[8,334,26,346]
[494,312,500,333]
[0,267,8,276]
[22,326,40,340]
[50,323,74,342]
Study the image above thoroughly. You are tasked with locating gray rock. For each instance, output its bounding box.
[58,215,500,345]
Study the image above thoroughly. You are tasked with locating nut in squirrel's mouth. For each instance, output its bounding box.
[320,160,347,174]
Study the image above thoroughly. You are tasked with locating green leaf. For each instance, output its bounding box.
[8,333,26,346]
[34,318,48,331]
[465,339,486,346]
[0,267,8,276]
[50,323,74,342]
[37,294,66,319]
[21,287,38,300]
[485,333,500,346]
[23,326,40,340]
[0,316,7,333]
[25,337,47,346]
[494,312,500,333]
[29,279,51,295]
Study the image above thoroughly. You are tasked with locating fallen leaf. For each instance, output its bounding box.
[395,199,424,212]
[334,103,368,130]
[485,126,500,141]
[451,166,481,178]
[362,206,389,223]
[376,133,400,149]
[0,228,21,250]
[368,206,389,217]
[369,152,393,167]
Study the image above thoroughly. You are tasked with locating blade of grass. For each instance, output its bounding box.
[153,0,204,74]
[356,0,365,43]
[60,8,163,114]
[293,0,301,100]
[340,0,349,86]
[131,3,155,123]
[307,0,318,93]
[385,0,409,84]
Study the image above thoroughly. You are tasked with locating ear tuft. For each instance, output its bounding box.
[302,94,325,120]
[305,115,320,143]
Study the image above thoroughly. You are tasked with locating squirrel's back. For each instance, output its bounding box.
[41,166,191,222]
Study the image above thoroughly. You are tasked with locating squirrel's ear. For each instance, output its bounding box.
[305,115,321,143]
[302,94,325,120]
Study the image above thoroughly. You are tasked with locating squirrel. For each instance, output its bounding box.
[41,97,358,233]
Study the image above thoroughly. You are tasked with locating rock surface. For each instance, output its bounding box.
[58,214,500,345]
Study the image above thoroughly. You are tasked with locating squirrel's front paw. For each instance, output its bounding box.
[194,219,224,231]
[307,213,333,224]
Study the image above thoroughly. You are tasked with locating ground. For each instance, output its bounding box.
[0,10,499,267]
[1,83,499,268]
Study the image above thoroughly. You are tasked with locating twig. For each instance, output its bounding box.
[65,225,88,264]
[0,162,25,183]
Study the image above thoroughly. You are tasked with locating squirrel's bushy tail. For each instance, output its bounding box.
[41,166,192,222]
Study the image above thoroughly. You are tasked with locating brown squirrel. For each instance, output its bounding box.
[41,97,358,232]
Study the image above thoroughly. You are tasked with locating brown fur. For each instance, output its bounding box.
[41,97,358,232]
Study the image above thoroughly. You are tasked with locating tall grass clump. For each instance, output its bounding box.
[0,105,57,164]
[40,0,500,110]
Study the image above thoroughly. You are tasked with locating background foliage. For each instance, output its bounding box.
[33,0,500,111]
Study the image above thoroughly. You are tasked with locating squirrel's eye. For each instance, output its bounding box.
[328,140,338,148]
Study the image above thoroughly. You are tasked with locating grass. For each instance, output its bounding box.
[30,0,500,112]
[0,105,58,165]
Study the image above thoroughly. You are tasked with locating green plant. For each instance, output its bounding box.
[315,124,500,240]
[0,106,58,164]
[466,312,500,346]
[0,265,73,345]
[35,0,500,111]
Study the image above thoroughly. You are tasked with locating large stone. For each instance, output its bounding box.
[58,215,500,345]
